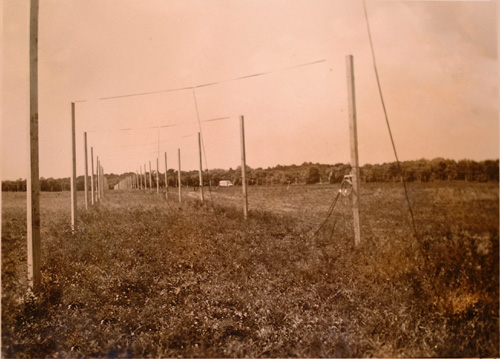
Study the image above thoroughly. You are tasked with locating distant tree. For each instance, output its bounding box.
[387,163,399,182]
[483,160,499,181]
[430,158,448,181]
[252,168,266,185]
[444,160,458,181]
[271,171,284,185]
[306,166,320,184]
[208,169,226,185]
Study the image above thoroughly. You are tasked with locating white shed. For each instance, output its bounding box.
[219,180,233,187]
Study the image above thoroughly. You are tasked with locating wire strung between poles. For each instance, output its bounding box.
[99,59,326,101]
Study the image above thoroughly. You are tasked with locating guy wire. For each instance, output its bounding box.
[363,0,419,241]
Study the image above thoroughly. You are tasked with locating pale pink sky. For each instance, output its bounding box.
[2,0,498,180]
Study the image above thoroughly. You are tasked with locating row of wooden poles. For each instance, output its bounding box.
[74,115,249,228]
[27,0,360,294]
[70,103,110,233]
[111,132,206,204]
[109,118,249,217]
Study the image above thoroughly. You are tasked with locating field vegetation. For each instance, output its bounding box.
[2,181,498,357]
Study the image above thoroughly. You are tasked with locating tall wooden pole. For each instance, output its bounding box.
[100,165,105,198]
[70,102,77,232]
[178,149,182,202]
[99,165,102,196]
[90,147,95,205]
[149,161,152,190]
[156,158,159,194]
[96,157,100,201]
[83,132,89,209]
[164,152,168,200]
[27,0,41,293]
[198,132,204,203]
[101,165,104,197]
[346,55,361,246]
[240,116,248,220]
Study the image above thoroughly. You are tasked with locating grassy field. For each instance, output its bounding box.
[2,182,498,357]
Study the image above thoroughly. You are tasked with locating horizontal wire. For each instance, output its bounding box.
[98,150,160,160]
[94,139,171,149]
[98,59,326,101]
[85,116,231,134]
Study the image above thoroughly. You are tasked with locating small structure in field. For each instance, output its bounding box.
[219,180,233,187]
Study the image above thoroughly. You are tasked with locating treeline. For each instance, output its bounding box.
[2,158,498,192]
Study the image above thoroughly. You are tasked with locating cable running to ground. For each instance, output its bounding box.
[362,0,419,241]
[313,191,341,237]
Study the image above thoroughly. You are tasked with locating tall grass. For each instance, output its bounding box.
[2,182,498,357]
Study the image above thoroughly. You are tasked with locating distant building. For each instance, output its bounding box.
[219,180,233,187]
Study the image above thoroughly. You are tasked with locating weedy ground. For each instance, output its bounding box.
[2,182,498,357]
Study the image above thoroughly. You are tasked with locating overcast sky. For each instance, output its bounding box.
[2,0,498,180]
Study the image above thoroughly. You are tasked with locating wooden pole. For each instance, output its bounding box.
[100,165,105,198]
[96,157,100,201]
[198,132,204,203]
[240,116,248,220]
[90,147,95,205]
[178,148,182,202]
[156,158,159,194]
[70,102,77,232]
[27,0,41,293]
[149,161,152,190]
[164,152,168,200]
[346,54,361,246]
[84,132,88,209]
[99,160,102,199]
[144,164,147,189]
[102,165,105,196]
[139,167,143,189]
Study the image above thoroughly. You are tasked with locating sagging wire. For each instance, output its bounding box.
[99,59,326,101]
[363,0,419,241]
[363,0,439,295]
